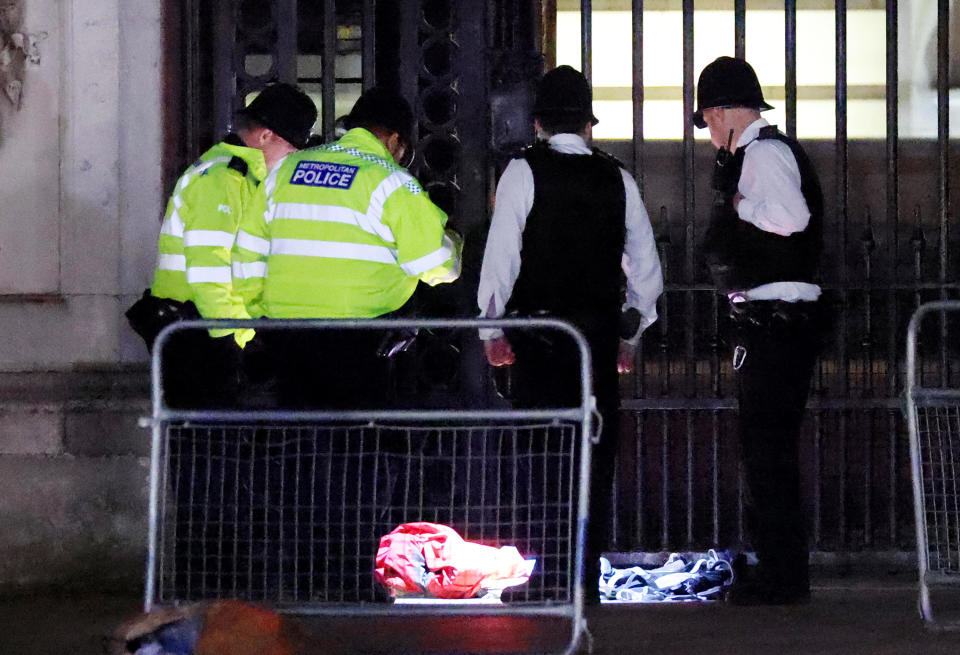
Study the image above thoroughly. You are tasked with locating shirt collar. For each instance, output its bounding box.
[737,117,770,149]
[336,127,396,162]
[546,133,592,155]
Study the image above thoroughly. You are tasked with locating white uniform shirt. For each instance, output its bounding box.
[735,118,821,302]
[477,133,663,343]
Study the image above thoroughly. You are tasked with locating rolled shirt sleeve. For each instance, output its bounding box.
[476,158,534,341]
[736,138,810,237]
[620,168,663,343]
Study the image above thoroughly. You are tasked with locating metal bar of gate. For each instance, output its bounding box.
[362,0,376,89]
[275,0,298,83]
[631,0,645,547]
[213,0,237,137]
[185,0,201,155]
[581,0,591,83]
[734,0,745,60]
[682,0,695,549]
[835,0,849,548]
[322,0,337,141]
[886,0,901,546]
[632,0,643,195]
[938,0,951,387]
[399,1,420,155]
[785,0,797,138]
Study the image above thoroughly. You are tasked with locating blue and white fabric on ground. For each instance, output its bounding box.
[598,550,735,603]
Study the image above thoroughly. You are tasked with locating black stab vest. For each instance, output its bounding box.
[505,142,627,326]
[703,125,824,293]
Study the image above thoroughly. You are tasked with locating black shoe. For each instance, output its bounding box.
[726,580,810,606]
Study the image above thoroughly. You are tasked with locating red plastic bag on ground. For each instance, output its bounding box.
[375,522,534,599]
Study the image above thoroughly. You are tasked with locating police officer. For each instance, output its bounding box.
[140,82,316,599]
[478,65,663,602]
[145,82,317,408]
[232,86,461,409]
[695,56,825,605]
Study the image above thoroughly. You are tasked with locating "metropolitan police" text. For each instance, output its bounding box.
[290,161,359,189]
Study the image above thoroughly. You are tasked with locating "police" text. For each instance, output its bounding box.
[290,161,359,189]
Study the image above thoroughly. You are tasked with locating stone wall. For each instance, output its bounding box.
[0,0,161,591]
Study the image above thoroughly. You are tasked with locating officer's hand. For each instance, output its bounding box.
[617,340,636,374]
[484,336,515,367]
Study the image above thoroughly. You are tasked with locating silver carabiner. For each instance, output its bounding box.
[733,345,747,371]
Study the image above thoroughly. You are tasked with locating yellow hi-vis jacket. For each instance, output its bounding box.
[151,141,267,347]
[232,128,461,319]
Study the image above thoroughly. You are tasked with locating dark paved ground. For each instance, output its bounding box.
[3,579,960,654]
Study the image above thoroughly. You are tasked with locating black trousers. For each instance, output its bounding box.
[506,323,620,598]
[260,329,390,409]
[161,330,241,409]
[733,307,821,592]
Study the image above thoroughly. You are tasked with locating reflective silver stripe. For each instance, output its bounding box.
[272,202,397,243]
[164,156,232,235]
[367,171,411,231]
[236,230,270,255]
[400,242,454,277]
[186,266,232,284]
[160,210,185,238]
[157,254,186,271]
[271,238,398,264]
[274,202,363,225]
[182,157,230,187]
[184,229,235,248]
[232,261,268,279]
[422,249,461,284]
[264,200,278,225]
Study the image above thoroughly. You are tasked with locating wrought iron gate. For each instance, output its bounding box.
[165,0,960,558]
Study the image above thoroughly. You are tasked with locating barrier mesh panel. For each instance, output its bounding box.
[156,422,579,605]
[917,405,960,574]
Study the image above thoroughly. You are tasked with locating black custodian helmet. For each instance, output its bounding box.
[693,56,773,128]
[532,65,599,126]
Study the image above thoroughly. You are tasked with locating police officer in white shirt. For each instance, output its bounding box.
[695,56,826,605]
[478,65,663,602]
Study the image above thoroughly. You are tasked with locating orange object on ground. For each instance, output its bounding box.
[375,522,534,599]
[194,600,298,655]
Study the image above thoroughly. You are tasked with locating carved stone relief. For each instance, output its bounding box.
[0,0,44,111]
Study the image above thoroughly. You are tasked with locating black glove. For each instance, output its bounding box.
[377,328,419,358]
[619,307,642,341]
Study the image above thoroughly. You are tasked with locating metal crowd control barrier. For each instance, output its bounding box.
[142,317,596,654]
[905,301,960,629]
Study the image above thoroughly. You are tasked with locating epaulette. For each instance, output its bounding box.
[757,125,781,140]
[227,155,249,177]
[519,140,550,159]
[591,147,626,170]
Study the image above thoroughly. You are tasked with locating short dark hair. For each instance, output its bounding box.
[537,113,590,136]
[345,87,415,147]
[233,112,264,134]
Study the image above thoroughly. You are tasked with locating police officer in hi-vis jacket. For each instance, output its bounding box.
[141,82,316,408]
[232,86,461,409]
[695,56,826,605]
